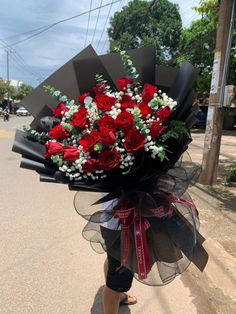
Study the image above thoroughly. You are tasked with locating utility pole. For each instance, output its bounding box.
[6,49,10,106]
[199,0,235,185]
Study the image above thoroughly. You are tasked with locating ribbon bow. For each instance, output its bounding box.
[114,202,151,280]
[113,193,196,280]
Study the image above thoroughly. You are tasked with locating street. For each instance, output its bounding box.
[0,116,235,314]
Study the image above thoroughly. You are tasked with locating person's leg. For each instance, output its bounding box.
[103,256,136,313]
[103,258,121,314]
[103,285,121,314]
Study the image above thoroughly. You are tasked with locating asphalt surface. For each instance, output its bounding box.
[0,116,234,314]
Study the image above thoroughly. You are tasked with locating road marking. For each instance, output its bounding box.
[0,130,15,138]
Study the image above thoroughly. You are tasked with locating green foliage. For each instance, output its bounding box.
[23,124,49,143]
[11,83,33,101]
[119,50,139,79]
[177,14,216,95]
[61,122,73,132]
[224,163,236,184]
[51,155,62,167]
[108,0,182,66]
[157,146,168,162]
[177,0,236,95]
[0,80,14,101]
[95,74,112,93]
[43,85,55,94]
[161,120,190,142]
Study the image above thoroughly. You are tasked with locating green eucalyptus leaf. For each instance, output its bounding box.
[84,96,93,106]
[122,167,131,175]
[62,123,73,132]
[68,99,75,106]
[60,95,67,102]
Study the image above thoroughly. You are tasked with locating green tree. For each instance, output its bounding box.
[12,83,33,101]
[178,0,236,96]
[0,80,14,101]
[108,0,182,65]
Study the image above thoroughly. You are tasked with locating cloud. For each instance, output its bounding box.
[0,0,199,87]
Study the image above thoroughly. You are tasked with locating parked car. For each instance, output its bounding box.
[16,106,30,116]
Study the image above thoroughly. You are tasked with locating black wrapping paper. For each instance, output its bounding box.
[12,45,207,286]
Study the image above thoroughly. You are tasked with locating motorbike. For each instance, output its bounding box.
[3,111,10,121]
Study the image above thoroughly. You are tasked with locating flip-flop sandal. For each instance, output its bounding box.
[120,293,137,306]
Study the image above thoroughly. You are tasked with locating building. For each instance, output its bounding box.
[0,78,24,89]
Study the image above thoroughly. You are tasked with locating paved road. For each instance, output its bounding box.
[0,116,231,314]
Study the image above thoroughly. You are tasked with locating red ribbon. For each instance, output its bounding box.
[114,193,196,280]
[114,202,151,280]
[167,194,196,208]
[133,215,151,280]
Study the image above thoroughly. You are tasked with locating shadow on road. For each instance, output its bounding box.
[195,183,236,214]
[90,285,131,314]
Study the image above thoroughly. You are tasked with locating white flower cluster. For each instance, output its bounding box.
[44,77,179,182]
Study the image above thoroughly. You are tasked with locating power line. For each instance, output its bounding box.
[0,38,43,80]
[1,0,121,48]
[184,12,199,28]
[91,0,104,45]
[84,0,93,47]
[99,0,125,53]
[96,0,117,52]
[1,25,51,43]
[11,53,44,81]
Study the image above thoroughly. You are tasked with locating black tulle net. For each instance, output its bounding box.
[11,46,208,286]
[73,153,204,286]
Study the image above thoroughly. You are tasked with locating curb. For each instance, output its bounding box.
[201,236,236,301]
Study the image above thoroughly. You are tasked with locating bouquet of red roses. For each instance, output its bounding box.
[24,51,189,185]
[12,46,207,286]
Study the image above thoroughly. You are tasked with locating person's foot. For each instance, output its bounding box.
[120,293,137,305]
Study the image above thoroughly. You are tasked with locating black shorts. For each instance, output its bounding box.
[106,254,134,292]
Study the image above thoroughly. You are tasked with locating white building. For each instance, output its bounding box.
[0,78,24,89]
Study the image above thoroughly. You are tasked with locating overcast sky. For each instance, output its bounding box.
[0,0,200,87]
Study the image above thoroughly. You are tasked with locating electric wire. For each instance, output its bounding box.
[9,54,42,81]
[1,0,121,48]
[91,0,104,45]
[1,25,52,43]
[99,0,125,54]
[183,12,199,28]
[84,0,93,47]
[96,0,117,52]
[0,38,44,82]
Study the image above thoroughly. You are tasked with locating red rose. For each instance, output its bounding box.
[149,122,167,138]
[115,111,134,132]
[117,77,133,91]
[49,124,70,140]
[98,150,121,171]
[77,93,90,105]
[79,130,101,152]
[124,129,145,153]
[62,146,79,161]
[120,101,135,111]
[136,101,151,119]
[141,83,157,103]
[71,107,88,130]
[121,94,132,103]
[52,102,68,118]
[45,141,63,158]
[96,95,116,112]
[93,84,106,95]
[98,116,116,132]
[155,106,172,123]
[82,159,100,173]
[99,130,116,146]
